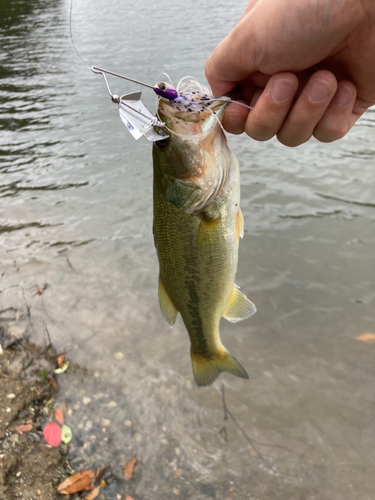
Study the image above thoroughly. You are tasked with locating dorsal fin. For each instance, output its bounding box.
[223,285,256,323]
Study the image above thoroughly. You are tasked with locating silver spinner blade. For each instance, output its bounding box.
[118,91,166,142]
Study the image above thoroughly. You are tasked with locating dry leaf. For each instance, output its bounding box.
[95,466,110,484]
[84,484,103,500]
[123,457,137,481]
[54,407,65,425]
[43,422,62,447]
[356,333,375,344]
[125,496,135,500]
[57,470,95,494]
[57,354,65,368]
[15,424,33,433]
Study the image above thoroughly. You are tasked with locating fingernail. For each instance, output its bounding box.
[308,80,332,103]
[270,79,296,103]
[332,85,353,107]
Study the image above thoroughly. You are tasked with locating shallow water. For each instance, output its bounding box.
[1,0,375,498]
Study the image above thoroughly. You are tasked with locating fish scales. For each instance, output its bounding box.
[154,184,236,356]
[152,82,256,386]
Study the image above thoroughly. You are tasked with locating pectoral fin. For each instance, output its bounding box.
[235,207,244,246]
[158,276,178,326]
[223,285,256,323]
[197,216,220,250]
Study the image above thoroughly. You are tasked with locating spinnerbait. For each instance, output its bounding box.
[91,67,244,142]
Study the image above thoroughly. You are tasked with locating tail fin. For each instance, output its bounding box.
[191,348,249,387]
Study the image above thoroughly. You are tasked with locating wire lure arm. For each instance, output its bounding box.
[91,66,156,93]
[91,66,167,142]
[91,66,120,103]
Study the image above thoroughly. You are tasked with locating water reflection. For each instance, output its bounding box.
[1,0,375,499]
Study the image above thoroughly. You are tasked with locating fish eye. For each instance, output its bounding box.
[158,82,166,91]
[155,137,169,149]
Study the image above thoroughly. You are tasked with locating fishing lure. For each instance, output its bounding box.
[91,66,251,142]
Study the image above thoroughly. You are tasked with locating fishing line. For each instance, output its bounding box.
[69,0,90,68]
[69,0,253,140]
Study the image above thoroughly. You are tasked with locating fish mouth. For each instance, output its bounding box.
[156,98,227,138]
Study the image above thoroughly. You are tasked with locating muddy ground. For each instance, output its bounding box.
[0,324,66,500]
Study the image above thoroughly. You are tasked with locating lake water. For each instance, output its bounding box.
[1,0,374,498]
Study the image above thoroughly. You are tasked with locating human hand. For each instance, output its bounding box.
[205,0,375,146]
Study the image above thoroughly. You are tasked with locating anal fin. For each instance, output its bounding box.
[223,285,256,323]
[158,276,178,326]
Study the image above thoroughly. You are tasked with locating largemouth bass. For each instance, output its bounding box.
[152,81,256,387]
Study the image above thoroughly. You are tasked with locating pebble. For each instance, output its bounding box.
[114,352,124,360]
[124,420,132,427]
[8,325,26,339]
[85,420,93,431]
[6,408,11,413]
[83,397,91,405]
[107,401,117,408]
[174,468,182,478]
[101,419,110,427]
[174,447,181,456]
[6,394,16,399]
[173,488,180,495]
[200,484,216,498]
[134,433,142,442]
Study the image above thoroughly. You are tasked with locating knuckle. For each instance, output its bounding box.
[245,114,276,141]
[314,121,349,142]
[277,131,309,147]
[204,57,215,81]
[223,115,245,135]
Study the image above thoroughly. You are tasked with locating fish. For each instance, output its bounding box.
[152,80,256,387]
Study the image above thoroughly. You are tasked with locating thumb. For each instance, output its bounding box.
[205,16,259,97]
